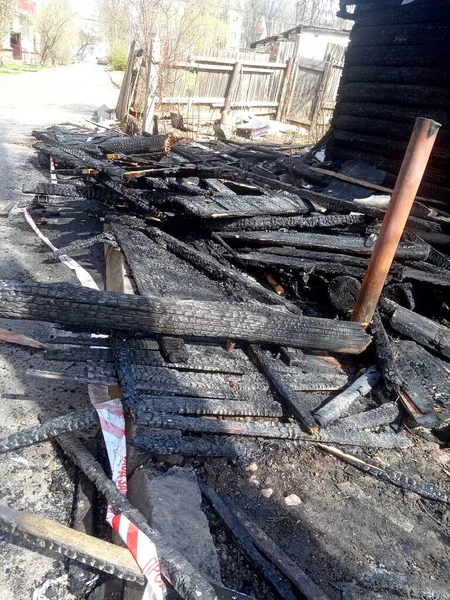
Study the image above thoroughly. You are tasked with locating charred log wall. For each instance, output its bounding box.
[331,0,450,200]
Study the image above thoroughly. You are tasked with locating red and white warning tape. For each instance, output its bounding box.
[24,165,163,599]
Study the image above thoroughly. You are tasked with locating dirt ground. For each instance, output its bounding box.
[0,63,449,600]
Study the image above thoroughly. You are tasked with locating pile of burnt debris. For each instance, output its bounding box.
[0,122,449,600]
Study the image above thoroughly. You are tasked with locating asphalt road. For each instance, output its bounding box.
[0,63,119,600]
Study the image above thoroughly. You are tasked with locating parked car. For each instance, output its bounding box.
[97,56,108,65]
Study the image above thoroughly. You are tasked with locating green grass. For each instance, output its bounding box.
[0,62,49,75]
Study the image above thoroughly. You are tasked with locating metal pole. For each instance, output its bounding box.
[351,117,441,325]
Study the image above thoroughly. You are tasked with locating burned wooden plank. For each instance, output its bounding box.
[234,251,366,279]
[138,396,284,418]
[370,311,403,390]
[157,335,189,363]
[337,402,401,430]
[0,408,97,454]
[172,193,308,219]
[209,212,365,232]
[219,231,429,260]
[319,445,450,505]
[222,499,332,600]
[361,566,450,599]
[131,432,267,459]
[382,299,450,359]
[200,483,299,600]
[394,341,450,427]
[329,276,362,313]
[136,414,412,448]
[248,345,319,434]
[145,227,303,314]
[0,281,371,353]
[99,134,170,154]
[113,225,229,301]
[112,335,140,415]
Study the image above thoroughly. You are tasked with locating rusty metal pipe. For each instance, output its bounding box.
[351,117,441,325]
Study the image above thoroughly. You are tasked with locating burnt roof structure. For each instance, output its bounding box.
[329,0,450,203]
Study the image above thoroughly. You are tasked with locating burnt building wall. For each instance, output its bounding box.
[329,0,450,201]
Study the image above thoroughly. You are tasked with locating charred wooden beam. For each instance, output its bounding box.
[222,500,332,600]
[338,403,401,430]
[244,175,440,233]
[200,483,299,600]
[247,345,318,434]
[381,299,450,359]
[99,134,170,155]
[0,408,97,454]
[329,276,361,313]
[219,231,429,260]
[145,227,305,314]
[211,213,368,233]
[0,281,371,353]
[138,396,284,418]
[131,432,267,459]
[157,335,189,363]
[319,445,450,504]
[136,414,412,448]
[55,434,218,600]
[112,335,139,415]
[369,312,402,390]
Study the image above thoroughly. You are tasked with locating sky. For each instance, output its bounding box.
[70,0,99,19]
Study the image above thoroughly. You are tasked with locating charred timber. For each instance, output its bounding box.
[138,396,284,418]
[99,134,169,154]
[144,227,304,314]
[320,445,450,505]
[0,281,371,353]
[381,299,450,359]
[200,483,299,600]
[219,231,429,260]
[247,345,318,434]
[210,213,368,233]
[0,408,97,454]
[136,414,412,448]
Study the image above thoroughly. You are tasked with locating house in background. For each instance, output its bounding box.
[1,0,38,63]
[251,23,351,128]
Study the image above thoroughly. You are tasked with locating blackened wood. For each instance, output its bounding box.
[370,311,402,390]
[131,432,266,459]
[211,213,366,233]
[0,408,97,454]
[382,299,450,358]
[172,193,308,219]
[248,345,318,434]
[145,227,304,314]
[55,434,218,600]
[245,174,440,233]
[338,402,401,430]
[99,134,169,154]
[112,335,139,415]
[0,280,371,353]
[219,231,429,260]
[137,414,412,448]
[319,445,450,504]
[394,341,450,427]
[361,567,450,598]
[157,335,189,363]
[113,225,229,301]
[200,483,299,600]
[223,500,332,600]
[345,44,448,68]
[261,246,370,268]
[138,396,284,418]
[329,276,361,313]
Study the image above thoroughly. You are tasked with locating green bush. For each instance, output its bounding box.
[108,46,128,71]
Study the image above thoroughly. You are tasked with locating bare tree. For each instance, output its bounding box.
[35,0,77,65]
[0,0,16,65]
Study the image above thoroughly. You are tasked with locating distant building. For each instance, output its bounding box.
[251,23,350,62]
[1,0,39,63]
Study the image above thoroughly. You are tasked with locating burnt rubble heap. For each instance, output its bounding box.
[0,123,449,600]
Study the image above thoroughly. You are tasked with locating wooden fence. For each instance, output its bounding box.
[118,44,346,132]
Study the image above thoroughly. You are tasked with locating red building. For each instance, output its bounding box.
[2,0,38,62]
